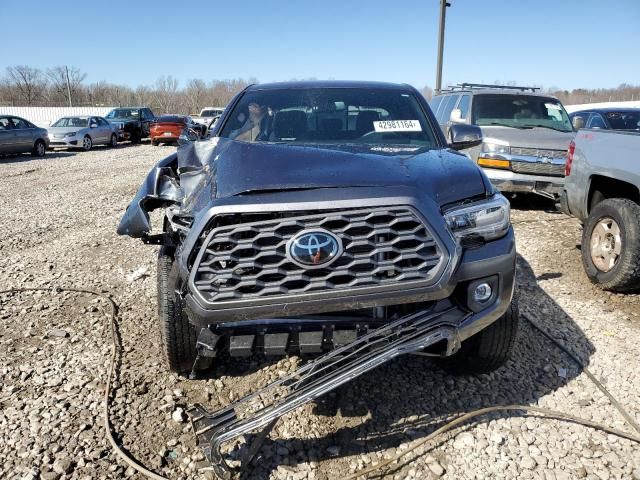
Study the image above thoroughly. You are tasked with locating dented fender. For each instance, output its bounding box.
[116,153,182,237]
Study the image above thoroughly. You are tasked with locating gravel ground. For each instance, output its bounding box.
[1,144,639,480]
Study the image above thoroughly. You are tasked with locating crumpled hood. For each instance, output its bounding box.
[117,138,490,237]
[179,138,487,205]
[479,126,575,150]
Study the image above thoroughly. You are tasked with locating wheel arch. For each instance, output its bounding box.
[586,174,640,213]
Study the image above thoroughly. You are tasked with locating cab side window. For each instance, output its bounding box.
[430,97,443,118]
[457,95,470,120]
[439,95,460,124]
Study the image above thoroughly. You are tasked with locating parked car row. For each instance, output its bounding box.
[0,105,227,156]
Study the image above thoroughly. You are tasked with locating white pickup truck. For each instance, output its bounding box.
[560,129,640,292]
[191,107,225,130]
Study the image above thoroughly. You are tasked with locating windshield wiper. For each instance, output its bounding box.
[485,122,532,129]
[526,124,571,132]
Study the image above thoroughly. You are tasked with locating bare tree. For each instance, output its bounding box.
[134,85,154,108]
[5,65,47,105]
[46,66,87,105]
[154,75,180,113]
[185,79,207,114]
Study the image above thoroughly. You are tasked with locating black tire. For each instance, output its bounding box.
[82,135,93,151]
[109,133,118,147]
[132,130,142,143]
[437,297,519,375]
[32,139,46,157]
[157,246,198,373]
[581,198,640,292]
[151,139,158,146]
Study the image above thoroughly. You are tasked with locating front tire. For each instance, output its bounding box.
[32,140,46,157]
[157,246,198,373]
[109,133,118,147]
[581,198,640,292]
[82,135,93,151]
[438,297,519,374]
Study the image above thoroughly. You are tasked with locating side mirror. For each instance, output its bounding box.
[449,108,466,124]
[178,128,198,145]
[571,116,585,130]
[448,124,482,151]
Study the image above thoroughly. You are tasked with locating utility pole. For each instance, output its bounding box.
[65,65,73,107]
[435,0,451,94]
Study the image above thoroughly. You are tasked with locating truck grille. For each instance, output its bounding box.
[511,161,565,177]
[191,207,444,303]
[510,147,567,159]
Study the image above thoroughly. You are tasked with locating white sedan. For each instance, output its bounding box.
[48,116,118,151]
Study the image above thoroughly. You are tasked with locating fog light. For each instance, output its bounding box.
[473,283,492,302]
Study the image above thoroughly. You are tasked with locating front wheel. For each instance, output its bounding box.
[157,246,198,373]
[581,198,640,292]
[109,133,117,147]
[437,297,519,375]
[82,135,93,151]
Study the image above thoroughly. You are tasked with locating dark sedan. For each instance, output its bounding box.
[570,108,640,131]
[0,115,49,156]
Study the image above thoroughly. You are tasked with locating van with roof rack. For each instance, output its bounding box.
[430,84,575,199]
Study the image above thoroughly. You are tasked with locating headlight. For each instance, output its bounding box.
[444,194,511,242]
[65,132,77,137]
[481,142,510,154]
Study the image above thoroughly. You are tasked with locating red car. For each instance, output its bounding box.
[150,115,204,145]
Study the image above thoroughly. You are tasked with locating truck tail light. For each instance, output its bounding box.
[565,140,575,176]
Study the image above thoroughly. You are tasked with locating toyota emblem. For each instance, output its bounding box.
[286,229,342,268]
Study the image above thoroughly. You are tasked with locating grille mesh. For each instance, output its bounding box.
[511,161,565,176]
[192,207,443,303]
[510,146,567,159]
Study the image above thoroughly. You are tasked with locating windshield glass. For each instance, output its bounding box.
[106,109,139,119]
[219,88,438,147]
[472,94,573,132]
[51,117,88,127]
[606,111,640,130]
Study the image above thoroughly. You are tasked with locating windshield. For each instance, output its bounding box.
[605,111,640,130]
[472,94,573,132]
[219,87,438,147]
[106,109,139,119]
[51,117,88,128]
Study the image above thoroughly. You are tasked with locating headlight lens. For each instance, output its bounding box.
[65,131,77,137]
[444,194,511,242]
[482,142,510,154]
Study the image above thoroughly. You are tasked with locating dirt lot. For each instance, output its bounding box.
[1,144,639,480]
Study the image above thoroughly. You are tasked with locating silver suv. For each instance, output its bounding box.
[431,84,575,199]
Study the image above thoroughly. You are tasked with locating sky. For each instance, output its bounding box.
[2,0,639,91]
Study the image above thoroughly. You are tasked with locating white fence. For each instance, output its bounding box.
[564,101,640,113]
[0,106,117,127]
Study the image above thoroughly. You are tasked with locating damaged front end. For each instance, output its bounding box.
[118,135,515,478]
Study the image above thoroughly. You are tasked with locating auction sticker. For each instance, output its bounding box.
[373,120,422,132]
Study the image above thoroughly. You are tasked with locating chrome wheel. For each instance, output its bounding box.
[36,141,45,156]
[590,217,622,272]
[83,136,92,151]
